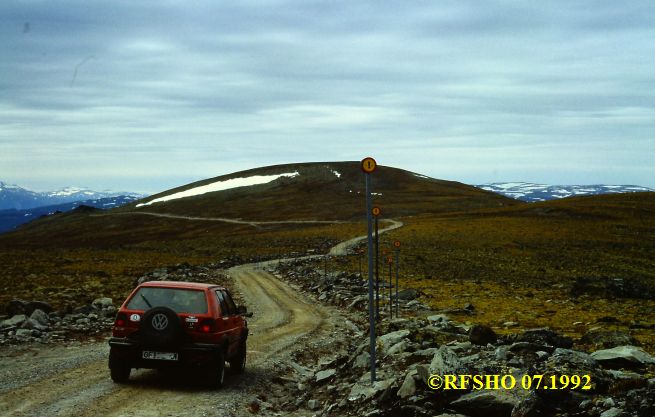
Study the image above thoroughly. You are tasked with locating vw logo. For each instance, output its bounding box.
[151,313,169,331]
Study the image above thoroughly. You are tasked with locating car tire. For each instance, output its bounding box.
[139,306,184,348]
[110,366,131,383]
[229,340,246,375]
[207,350,226,388]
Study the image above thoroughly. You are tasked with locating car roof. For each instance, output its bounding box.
[139,280,226,291]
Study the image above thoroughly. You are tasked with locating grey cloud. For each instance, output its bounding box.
[1,1,653,191]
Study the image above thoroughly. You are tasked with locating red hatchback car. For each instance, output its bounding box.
[108,281,250,387]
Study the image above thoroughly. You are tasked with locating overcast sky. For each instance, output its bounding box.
[2,1,654,193]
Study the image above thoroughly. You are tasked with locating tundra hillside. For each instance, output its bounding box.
[0,162,653,351]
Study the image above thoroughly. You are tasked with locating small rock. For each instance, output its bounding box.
[353,351,370,369]
[427,314,450,325]
[15,328,32,338]
[307,399,321,411]
[600,407,623,417]
[315,368,336,384]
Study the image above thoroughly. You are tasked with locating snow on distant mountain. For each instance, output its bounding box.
[0,181,145,210]
[0,195,143,233]
[477,182,654,202]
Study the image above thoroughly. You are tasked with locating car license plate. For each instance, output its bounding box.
[142,351,178,361]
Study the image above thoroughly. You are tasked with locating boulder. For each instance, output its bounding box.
[450,389,528,417]
[395,288,419,301]
[469,324,497,346]
[6,299,28,316]
[511,390,546,417]
[347,295,369,310]
[348,377,396,402]
[514,328,573,349]
[20,318,48,331]
[1,314,27,329]
[315,368,336,384]
[92,297,113,309]
[15,328,32,338]
[26,301,53,315]
[378,329,410,353]
[430,346,466,375]
[387,340,410,355]
[581,330,639,349]
[30,309,50,326]
[591,345,655,369]
[397,370,418,399]
[7,300,53,316]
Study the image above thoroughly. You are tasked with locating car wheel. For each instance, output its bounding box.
[110,366,131,383]
[229,340,246,375]
[207,350,226,388]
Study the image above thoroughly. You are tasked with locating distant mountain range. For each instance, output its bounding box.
[0,196,144,233]
[0,181,145,210]
[477,183,654,202]
[0,181,146,233]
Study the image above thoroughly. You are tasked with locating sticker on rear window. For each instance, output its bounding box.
[130,314,141,322]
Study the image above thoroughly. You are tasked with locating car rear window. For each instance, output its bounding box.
[126,287,208,314]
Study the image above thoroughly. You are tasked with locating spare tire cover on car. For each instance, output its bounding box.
[139,306,185,348]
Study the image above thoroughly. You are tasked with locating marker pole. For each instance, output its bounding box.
[388,260,393,317]
[395,249,400,317]
[375,216,379,321]
[365,172,376,383]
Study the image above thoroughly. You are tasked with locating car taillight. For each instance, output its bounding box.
[114,313,128,327]
[199,319,214,333]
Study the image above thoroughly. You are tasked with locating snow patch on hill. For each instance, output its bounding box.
[137,171,300,207]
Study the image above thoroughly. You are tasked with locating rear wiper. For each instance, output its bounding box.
[140,293,153,308]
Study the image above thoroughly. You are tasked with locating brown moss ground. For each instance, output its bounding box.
[1,188,653,354]
[0,221,364,313]
[338,195,655,353]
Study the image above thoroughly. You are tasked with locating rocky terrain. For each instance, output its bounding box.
[1,257,653,416]
[0,262,243,347]
[263,258,655,417]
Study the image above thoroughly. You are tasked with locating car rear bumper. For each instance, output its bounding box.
[108,337,222,369]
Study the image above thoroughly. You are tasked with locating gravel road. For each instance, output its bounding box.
[0,263,328,417]
[0,218,403,417]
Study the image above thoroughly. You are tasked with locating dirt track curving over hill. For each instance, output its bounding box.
[0,219,402,416]
[94,211,351,227]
